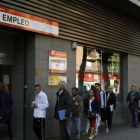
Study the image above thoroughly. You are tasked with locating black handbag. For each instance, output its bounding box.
[88,111,96,119]
[0,122,8,132]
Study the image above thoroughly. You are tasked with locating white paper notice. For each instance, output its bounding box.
[3,75,9,84]
[110,104,114,112]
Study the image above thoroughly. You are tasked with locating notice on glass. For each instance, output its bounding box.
[48,76,67,86]
[49,50,67,73]
[3,75,9,84]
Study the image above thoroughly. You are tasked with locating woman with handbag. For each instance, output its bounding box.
[84,89,100,140]
[0,82,13,140]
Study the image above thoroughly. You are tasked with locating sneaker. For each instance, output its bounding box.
[130,124,134,127]
[82,132,89,135]
[95,132,98,136]
[135,125,138,128]
[106,128,109,132]
[89,135,94,139]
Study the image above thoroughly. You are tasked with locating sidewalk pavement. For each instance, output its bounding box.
[1,123,140,140]
[50,123,140,140]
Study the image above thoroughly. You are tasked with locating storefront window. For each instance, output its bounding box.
[76,46,123,103]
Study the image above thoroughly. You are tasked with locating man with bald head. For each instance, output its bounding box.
[106,85,116,130]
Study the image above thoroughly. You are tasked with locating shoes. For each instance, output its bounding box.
[89,135,94,139]
[106,128,109,132]
[135,125,138,128]
[130,124,134,127]
[82,132,89,135]
[95,132,98,136]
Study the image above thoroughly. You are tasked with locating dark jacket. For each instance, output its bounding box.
[106,92,116,110]
[0,91,13,118]
[126,91,140,109]
[54,89,72,120]
[71,95,83,117]
[84,97,100,115]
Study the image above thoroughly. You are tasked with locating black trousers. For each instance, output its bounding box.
[106,108,113,129]
[33,117,45,140]
[59,120,70,140]
[0,116,13,140]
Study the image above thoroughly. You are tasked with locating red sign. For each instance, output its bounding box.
[49,50,67,73]
[85,73,94,82]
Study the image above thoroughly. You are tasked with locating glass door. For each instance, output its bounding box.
[76,46,123,103]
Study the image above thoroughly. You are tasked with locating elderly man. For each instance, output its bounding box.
[106,85,116,130]
[127,85,140,128]
[54,81,72,140]
[31,84,49,140]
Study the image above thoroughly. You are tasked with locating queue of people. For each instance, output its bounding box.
[2,81,140,140]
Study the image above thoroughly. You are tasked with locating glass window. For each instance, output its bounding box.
[76,46,123,103]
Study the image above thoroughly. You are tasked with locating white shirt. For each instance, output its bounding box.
[89,99,94,111]
[100,91,104,108]
[32,91,49,118]
[107,93,110,101]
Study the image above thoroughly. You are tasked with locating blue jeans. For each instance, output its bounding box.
[130,109,138,126]
[67,117,81,139]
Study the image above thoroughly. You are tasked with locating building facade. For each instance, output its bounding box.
[0,0,140,139]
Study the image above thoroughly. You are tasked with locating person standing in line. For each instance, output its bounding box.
[95,83,109,133]
[127,85,140,128]
[82,86,97,136]
[84,89,100,140]
[0,82,13,140]
[67,87,83,140]
[31,84,49,140]
[106,86,116,130]
[138,88,140,122]
[54,81,72,140]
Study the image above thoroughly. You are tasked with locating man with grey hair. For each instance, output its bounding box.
[106,85,116,130]
[127,85,140,128]
[54,81,72,140]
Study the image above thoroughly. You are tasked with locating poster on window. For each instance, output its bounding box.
[3,75,9,84]
[48,76,67,86]
[49,50,67,73]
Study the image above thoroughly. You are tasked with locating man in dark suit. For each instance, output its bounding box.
[54,81,72,140]
[106,85,116,130]
[126,85,140,128]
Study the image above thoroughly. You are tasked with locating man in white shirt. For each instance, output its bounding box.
[31,84,49,140]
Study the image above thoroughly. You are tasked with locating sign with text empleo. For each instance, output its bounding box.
[0,6,59,36]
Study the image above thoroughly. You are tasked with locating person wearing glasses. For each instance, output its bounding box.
[31,84,49,140]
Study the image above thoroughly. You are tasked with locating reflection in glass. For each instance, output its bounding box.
[76,46,123,103]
